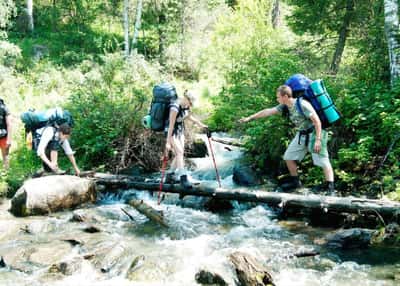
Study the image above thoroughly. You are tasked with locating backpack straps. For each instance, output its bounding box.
[295,97,305,117]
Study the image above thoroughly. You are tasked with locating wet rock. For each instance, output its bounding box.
[384,223,400,240]
[0,256,6,267]
[229,251,275,286]
[343,213,382,229]
[48,257,83,275]
[62,238,84,246]
[325,228,374,249]
[70,212,87,222]
[20,221,57,235]
[82,225,101,233]
[96,243,126,273]
[233,165,262,186]
[126,255,146,279]
[195,269,228,286]
[187,138,208,158]
[29,242,73,266]
[10,175,96,216]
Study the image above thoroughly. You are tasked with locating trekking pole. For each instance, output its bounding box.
[157,150,168,205]
[206,129,222,188]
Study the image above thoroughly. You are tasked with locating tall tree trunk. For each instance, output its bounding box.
[123,0,130,57]
[158,13,166,65]
[131,0,143,54]
[330,0,354,74]
[384,0,400,86]
[51,0,56,32]
[272,0,280,29]
[180,0,185,62]
[27,0,34,32]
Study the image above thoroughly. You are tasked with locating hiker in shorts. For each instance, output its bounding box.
[36,123,80,176]
[239,85,335,193]
[0,99,12,169]
[165,90,208,188]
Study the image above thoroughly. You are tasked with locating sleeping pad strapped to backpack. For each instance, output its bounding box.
[285,74,340,129]
[142,83,178,132]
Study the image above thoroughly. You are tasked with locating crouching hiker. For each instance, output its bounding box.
[239,85,335,193]
[36,123,80,176]
[165,90,208,189]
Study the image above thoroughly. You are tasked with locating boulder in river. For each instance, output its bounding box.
[325,228,375,249]
[10,175,96,216]
[232,164,262,186]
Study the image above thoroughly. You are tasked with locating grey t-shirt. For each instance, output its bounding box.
[275,99,315,131]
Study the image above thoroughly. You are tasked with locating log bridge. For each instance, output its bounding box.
[91,173,400,223]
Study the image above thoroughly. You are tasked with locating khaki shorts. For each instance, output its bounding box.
[283,131,331,168]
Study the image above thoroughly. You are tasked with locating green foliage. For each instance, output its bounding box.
[287,0,388,81]
[0,40,21,67]
[5,145,39,197]
[0,0,15,36]
[66,53,160,169]
[332,81,400,192]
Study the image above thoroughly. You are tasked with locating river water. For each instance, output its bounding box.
[0,135,399,285]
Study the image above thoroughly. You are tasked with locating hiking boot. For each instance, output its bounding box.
[180,175,192,190]
[179,175,192,199]
[312,181,336,195]
[164,172,177,184]
[280,176,302,191]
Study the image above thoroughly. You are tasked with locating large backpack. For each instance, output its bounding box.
[285,74,340,129]
[142,83,178,131]
[285,74,312,98]
[21,107,74,134]
[0,99,8,138]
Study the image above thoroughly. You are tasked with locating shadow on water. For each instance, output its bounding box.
[328,245,400,265]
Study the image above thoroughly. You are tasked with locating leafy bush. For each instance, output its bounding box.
[66,53,160,169]
[0,40,21,67]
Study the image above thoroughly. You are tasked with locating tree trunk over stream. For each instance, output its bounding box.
[91,173,400,223]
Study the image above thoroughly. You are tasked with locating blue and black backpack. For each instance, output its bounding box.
[284,74,340,129]
[142,83,178,132]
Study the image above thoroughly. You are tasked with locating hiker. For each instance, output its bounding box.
[165,90,208,187]
[239,85,335,193]
[0,99,12,169]
[36,123,80,176]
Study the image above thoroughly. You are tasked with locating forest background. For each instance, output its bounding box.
[0,0,399,201]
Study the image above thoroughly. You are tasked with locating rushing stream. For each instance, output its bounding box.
[0,134,399,285]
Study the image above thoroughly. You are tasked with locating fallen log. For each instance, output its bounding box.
[127,199,168,228]
[94,178,400,222]
[229,251,275,286]
[10,175,96,216]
